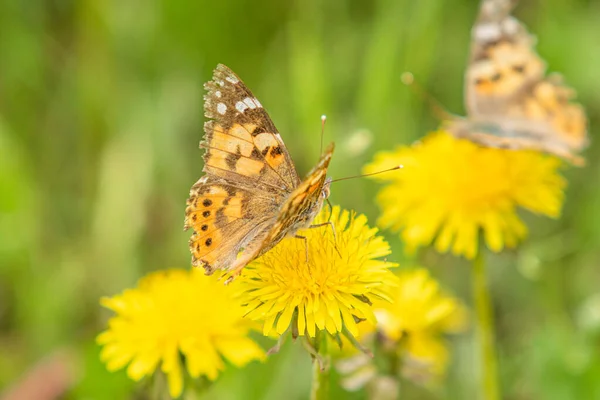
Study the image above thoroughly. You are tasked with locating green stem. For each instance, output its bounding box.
[310,331,330,400]
[151,371,169,400]
[472,250,500,400]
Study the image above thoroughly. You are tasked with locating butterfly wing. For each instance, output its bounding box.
[203,64,301,191]
[449,0,587,163]
[184,177,276,274]
[185,64,300,274]
[464,0,539,117]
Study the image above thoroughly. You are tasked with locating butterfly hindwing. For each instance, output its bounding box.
[184,177,280,274]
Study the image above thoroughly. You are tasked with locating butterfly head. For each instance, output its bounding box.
[315,144,335,203]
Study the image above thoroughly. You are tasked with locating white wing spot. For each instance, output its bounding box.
[253,98,262,108]
[243,97,257,109]
[474,23,501,42]
[217,103,227,115]
[215,90,222,98]
[226,76,239,84]
[216,79,225,86]
[502,17,520,35]
[235,101,248,113]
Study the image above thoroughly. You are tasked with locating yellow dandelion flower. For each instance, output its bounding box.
[97,269,265,398]
[375,268,467,380]
[238,206,398,340]
[364,131,566,259]
[335,268,466,390]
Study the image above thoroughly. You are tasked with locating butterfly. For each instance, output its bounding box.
[446,0,588,164]
[184,64,334,281]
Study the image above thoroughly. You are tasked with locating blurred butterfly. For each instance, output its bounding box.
[446,0,588,164]
[184,64,334,281]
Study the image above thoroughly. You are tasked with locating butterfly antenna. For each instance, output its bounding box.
[320,114,327,155]
[330,165,403,183]
[401,72,453,121]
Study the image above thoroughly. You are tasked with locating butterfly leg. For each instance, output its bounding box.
[308,222,342,257]
[309,222,337,241]
[295,235,309,263]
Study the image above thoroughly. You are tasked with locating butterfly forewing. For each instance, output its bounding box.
[203,64,300,191]
[466,0,544,117]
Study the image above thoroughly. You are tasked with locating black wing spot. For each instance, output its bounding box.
[261,146,271,156]
[205,238,213,246]
[225,152,241,170]
[252,126,267,136]
[201,224,208,231]
[490,72,502,82]
[512,64,525,74]
[270,146,283,156]
[202,199,212,207]
[203,210,211,217]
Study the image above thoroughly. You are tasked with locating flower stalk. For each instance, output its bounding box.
[310,331,330,400]
[472,250,500,400]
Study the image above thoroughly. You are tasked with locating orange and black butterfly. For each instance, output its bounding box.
[447,0,588,164]
[184,64,334,280]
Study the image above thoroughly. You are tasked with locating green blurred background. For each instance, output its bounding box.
[1,0,600,399]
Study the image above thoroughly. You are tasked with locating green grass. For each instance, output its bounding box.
[1,0,600,398]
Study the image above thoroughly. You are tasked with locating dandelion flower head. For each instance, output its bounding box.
[97,269,265,398]
[375,268,468,380]
[364,131,566,259]
[239,206,398,340]
[335,268,467,389]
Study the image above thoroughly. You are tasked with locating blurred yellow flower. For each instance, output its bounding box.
[364,131,565,259]
[336,268,467,390]
[375,268,467,381]
[239,206,398,339]
[97,269,265,398]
